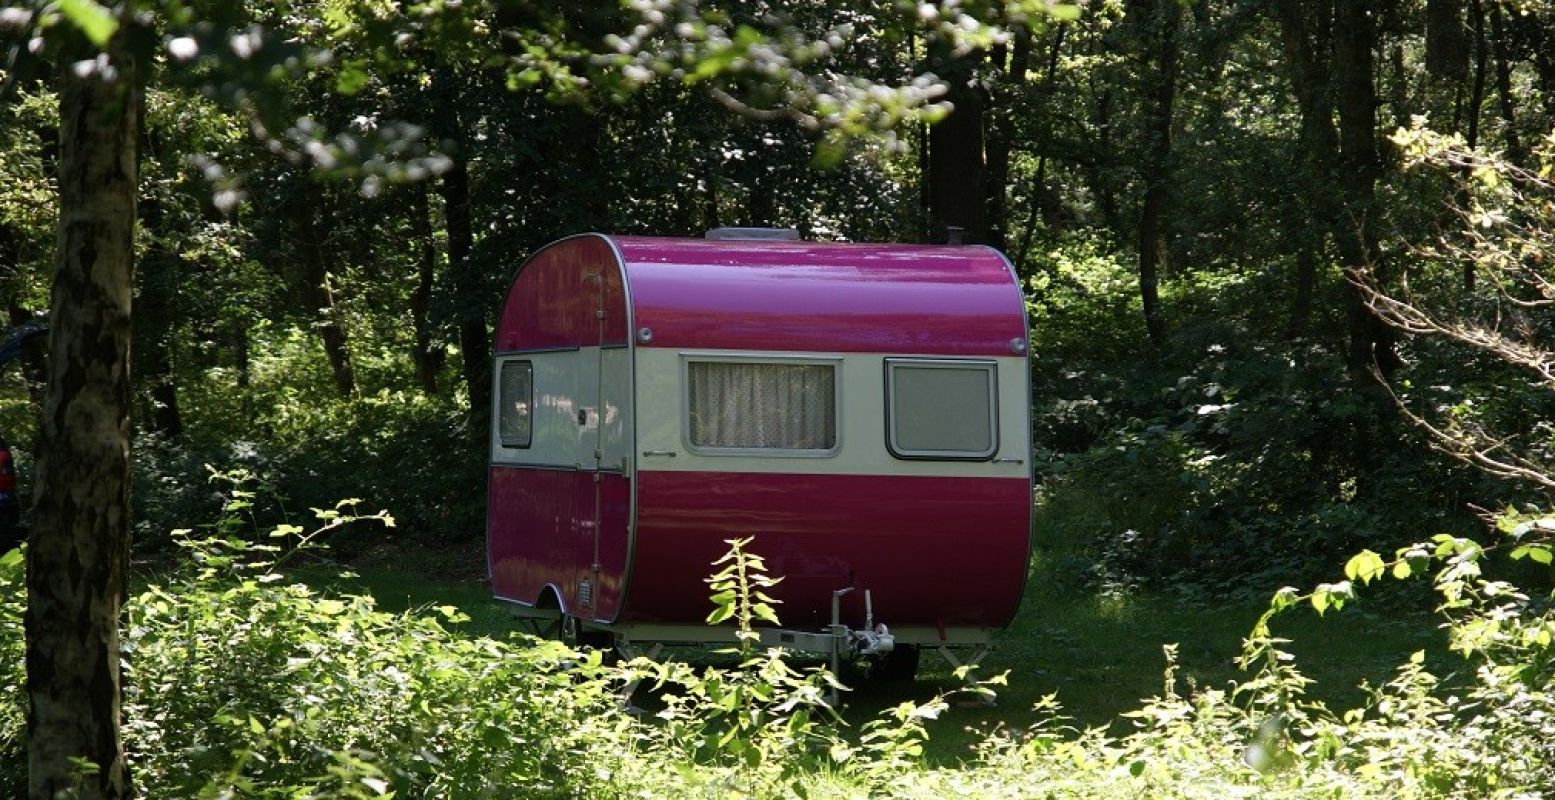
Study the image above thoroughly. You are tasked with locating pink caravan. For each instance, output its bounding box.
[486,228,1033,676]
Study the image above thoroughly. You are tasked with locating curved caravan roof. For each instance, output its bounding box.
[495,234,1027,354]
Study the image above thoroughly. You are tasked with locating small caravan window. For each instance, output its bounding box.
[498,361,533,448]
[686,359,838,454]
[886,359,997,459]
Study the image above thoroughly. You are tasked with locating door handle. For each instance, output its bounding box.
[642,450,677,457]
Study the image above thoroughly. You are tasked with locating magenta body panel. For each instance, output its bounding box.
[486,233,1033,633]
[494,235,630,350]
[629,472,1031,629]
[488,468,631,621]
[614,236,1026,356]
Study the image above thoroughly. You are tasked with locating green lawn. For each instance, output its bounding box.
[281,540,1452,765]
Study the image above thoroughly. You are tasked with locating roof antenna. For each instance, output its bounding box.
[945,226,965,245]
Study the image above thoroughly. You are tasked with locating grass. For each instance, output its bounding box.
[287,533,1452,766]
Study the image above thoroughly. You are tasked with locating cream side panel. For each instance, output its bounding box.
[633,348,1030,478]
[491,351,583,467]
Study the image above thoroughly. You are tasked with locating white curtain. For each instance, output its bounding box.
[688,362,836,450]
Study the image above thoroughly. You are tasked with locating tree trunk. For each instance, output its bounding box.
[1426,0,1471,82]
[916,119,930,242]
[293,197,356,397]
[1465,0,1487,151]
[1274,1,1340,339]
[927,48,989,243]
[135,195,183,439]
[26,41,137,800]
[984,33,1029,254]
[1134,0,1180,347]
[439,153,488,425]
[1459,0,1489,292]
[1527,10,1555,121]
[1332,0,1401,382]
[409,186,443,394]
[427,69,489,426]
[1426,0,1470,130]
[1389,42,1410,128]
[133,245,183,439]
[1086,85,1121,233]
[1488,1,1524,167]
[1287,246,1317,339]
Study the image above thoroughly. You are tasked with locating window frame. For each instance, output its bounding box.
[497,359,535,449]
[884,357,999,461]
[680,353,844,458]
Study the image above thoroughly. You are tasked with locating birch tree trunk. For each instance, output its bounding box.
[25,41,138,800]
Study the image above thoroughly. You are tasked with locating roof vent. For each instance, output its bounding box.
[704,227,800,241]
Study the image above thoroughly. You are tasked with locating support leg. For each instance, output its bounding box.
[615,642,664,710]
[936,645,996,707]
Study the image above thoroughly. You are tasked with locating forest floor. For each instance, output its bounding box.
[282,537,1451,765]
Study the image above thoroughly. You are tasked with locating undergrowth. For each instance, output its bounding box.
[9,481,1555,797]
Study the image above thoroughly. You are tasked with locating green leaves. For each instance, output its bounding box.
[1509,544,1554,565]
[58,0,117,47]
[1343,550,1386,586]
[1309,581,1353,616]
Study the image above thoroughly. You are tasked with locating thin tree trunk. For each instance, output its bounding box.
[427,69,489,426]
[439,153,488,425]
[1288,247,1317,339]
[1390,42,1410,128]
[916,117,931,242]
[1462,0,1488,291]
[1088,88,1121,233]
[26,39,137,800]
[1466,0,1487,150]
[294,198,356,397]
[1135,0,1179,347]
[911,29,930,242]
[1274,0,1339,339]
[134,247,183,438]
[409,186,442,394]
[984,33,1028,254]
[1488,1,1524,167]
[135,192,183,439]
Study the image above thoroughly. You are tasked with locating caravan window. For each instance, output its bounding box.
[498,361,533,448]
[685,358,839,454]
[886,359,997,460]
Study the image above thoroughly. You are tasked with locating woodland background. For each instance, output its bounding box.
[7,0,1555,796]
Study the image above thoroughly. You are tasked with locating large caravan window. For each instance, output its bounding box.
[498,361,533,448]
[686,359,839,454]
[886,359,997,459]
